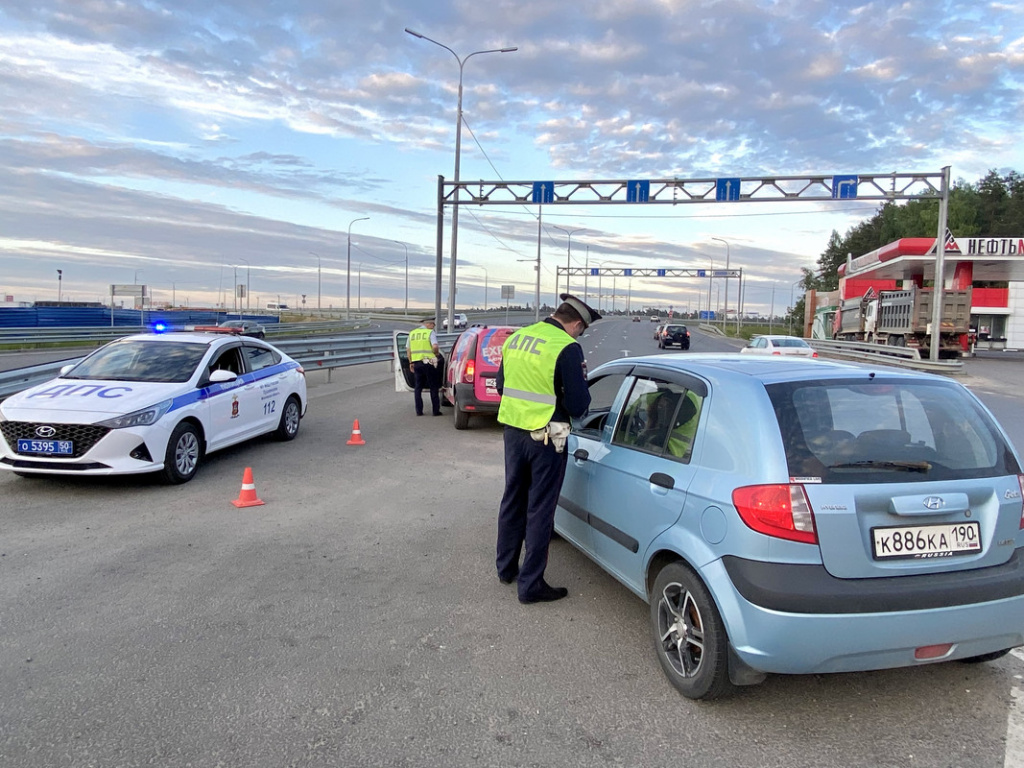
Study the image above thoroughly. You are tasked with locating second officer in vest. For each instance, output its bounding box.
[406,317,442,416]
[495,293,599,604]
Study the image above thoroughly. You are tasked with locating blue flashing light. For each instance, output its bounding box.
[152,322,168,334]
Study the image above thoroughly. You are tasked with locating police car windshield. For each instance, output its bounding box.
[63,341,209,383]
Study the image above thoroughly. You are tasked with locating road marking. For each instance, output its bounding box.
[1006,649,1024,768]
[1007,686,1024,768]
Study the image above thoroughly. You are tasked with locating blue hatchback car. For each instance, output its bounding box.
[555,354,1024,699]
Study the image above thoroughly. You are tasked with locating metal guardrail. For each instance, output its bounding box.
[0,319,372,348]
[0,330,461,400]
[0,328,966,401]
[807,338,965,374]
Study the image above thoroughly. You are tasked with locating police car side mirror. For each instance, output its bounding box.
[209,369,238,383]
[59,364,75,376]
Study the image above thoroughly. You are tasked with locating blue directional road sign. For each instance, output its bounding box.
[624,268,633,276]
[626,180,650,202]
[590,267,600,276]
[716,178,741,201]
[656,269,667,277]
[532,181,555,204]
[696,269,706,277]
[832,174,859,199]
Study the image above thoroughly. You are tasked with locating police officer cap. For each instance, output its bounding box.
[559,293,602,328]
[423,316,436,324]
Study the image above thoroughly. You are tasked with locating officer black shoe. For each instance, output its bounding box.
[498,571,518,585]
[519,583,568,604]
[432,411,443,416]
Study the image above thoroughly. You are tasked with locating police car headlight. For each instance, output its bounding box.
[95,399,173,429]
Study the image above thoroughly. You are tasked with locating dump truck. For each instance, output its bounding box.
[833,286,971,358]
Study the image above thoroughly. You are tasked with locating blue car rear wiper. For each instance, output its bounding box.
[828,460,932,472]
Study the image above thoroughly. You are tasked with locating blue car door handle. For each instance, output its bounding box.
[649,472,674,490]
[573,449,589,461]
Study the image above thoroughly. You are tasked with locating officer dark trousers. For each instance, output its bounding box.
[412,360,440,416]
[496,426,569,599]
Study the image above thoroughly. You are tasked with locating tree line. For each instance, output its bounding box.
[791,169,1024,325]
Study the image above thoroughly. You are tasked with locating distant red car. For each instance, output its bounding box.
[443,325,517,429]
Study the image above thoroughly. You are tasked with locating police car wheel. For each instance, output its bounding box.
[276,396,301,440]
[162,422,201,484]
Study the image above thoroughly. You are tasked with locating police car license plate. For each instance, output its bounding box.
[17,439,73,455]
[485,379,498,395]
[871,521,981,560]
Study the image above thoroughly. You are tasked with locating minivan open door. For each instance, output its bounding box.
[392,329,448,394]
[393,330,414,392]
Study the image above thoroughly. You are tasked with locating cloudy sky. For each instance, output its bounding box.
[1,0,1022,316]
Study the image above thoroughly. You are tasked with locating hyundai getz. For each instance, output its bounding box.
[555,354,1024,699]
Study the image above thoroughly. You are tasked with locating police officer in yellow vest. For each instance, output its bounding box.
[495,294,600,604]
[406,317,442,416]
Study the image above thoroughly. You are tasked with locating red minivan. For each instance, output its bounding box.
[443,325,517,429]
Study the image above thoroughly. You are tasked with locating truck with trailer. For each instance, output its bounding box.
[833,285,971,358]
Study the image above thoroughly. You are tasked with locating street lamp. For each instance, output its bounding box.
[57,269,62,303]
[310,251,322,311]
[790,278,804,335]
[706,256,714,324]
[347,216,369,319]
[392,241,409,315]
[405,27,517,334]
[553,226,584,298]
[593,260,624,312]
[711,237,731,333]
[357,263,362,310]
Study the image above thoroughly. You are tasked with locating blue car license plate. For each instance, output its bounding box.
[17,439,74,455]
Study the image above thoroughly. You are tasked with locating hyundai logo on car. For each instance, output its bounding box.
[35,425,57,438]
[923,496,944,510]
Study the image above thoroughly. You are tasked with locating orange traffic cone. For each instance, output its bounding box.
[231,466,265,508]
[346,419,366,446]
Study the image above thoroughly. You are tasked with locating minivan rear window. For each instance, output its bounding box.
[765,378,1020,483]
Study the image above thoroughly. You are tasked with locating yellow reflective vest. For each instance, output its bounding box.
[498,320,575,431]
[407,327,435,363]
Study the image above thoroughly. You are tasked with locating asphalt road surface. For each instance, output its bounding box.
[2,318,1023,768]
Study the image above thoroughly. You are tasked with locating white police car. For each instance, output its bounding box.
[0,332,306,483]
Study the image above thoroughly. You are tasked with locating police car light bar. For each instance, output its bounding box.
[192,326,242,335]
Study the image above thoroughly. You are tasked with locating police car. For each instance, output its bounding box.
[0,331,306,484]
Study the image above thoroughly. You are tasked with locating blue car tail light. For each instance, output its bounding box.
[732,484,818,545]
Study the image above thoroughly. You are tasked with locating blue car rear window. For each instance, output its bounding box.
[766,377,1020,483]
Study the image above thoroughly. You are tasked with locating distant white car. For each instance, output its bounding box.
[441,313,468,330]
[0,332,306,483]
[741,335,818,358]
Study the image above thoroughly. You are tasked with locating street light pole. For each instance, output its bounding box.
[310,251,321,311]
[584,245,590,303]
[57,269,62,303]
[706,256,714,324]
[347,217,369,319]
[235,257,250,317]
[553,226,584,299]
[405,28,517,334]
[711,237,731,333]
[392,241,409,315]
